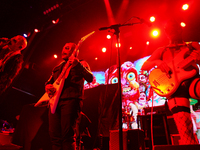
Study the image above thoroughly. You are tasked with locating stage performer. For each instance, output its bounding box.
[0,35,27,97]
[141,19,200,144]
[45,42,93,150]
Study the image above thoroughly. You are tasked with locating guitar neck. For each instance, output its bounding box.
[178,55,195,69]
[56,62,71,84]
[55,43,80,84]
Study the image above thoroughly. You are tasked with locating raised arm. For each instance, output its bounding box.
[141,47,171,74]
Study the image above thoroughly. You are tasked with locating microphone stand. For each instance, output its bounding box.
[114,25,123,150]
[99,22,142,150]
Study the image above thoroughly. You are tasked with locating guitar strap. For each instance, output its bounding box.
[160,47,167,60]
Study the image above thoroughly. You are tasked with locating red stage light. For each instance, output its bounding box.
[102,47,107,52]
[95,57,98,60]
[182,4,189,10]
[146,41,150,45]
[180,22,186,27]
[150,16,155,22]
[103,0,115,25]
[107,35,111,39]
[54,54,58,58]
[52,18,59,24]
[115,43,121,48]
[43,3,60,15]
[151,29,160,38]
[34,29,40,33]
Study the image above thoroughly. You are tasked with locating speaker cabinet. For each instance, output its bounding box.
[109,129,145,150]
[154,144,200,150]
[137,114,171,149]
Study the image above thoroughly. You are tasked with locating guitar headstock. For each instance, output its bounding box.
[81,31,95,41]
[73,31,95,57]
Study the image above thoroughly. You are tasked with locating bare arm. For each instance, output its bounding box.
[141,47,163,70]
[141,47,171,74]
[189,42,200,64]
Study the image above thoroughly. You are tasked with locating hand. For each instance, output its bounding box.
[157,61,171,74]
[45,84,56,98]
[68,55,79,67]
[188,42,200,61]
[190,50,200,61]
[191,41,200,50]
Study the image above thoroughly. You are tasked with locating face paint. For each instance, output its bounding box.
[61,43,76,60]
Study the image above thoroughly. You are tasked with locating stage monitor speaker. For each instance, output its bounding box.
[154,144,200,150]
[109,129,145,150]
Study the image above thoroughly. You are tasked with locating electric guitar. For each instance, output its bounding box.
[149,46,197,97]
[34,31,95,114]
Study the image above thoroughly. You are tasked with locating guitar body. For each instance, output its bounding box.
[33,76,65,108]
[34,65,72,114]
[149,47,197,97]
[49,77,65,113]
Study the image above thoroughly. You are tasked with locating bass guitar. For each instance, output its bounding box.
[34,31,95,114]
[149,46,197,97]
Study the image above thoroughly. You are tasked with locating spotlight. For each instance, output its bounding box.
[151,29,160,38]
[54,54,58,58]
[43,3,60,15]
[152,31,158,36]
[180,22,186,27]
[102,47,107,53]
[115,43,121,48]
[182,4,189,10]
[52,18,59,24]
[34,29,40,33]
[107,35,111,39]
[150,16,155,22]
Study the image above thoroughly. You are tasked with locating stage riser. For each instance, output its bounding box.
[154,145,200,150]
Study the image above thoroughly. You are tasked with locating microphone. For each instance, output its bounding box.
[99,24,121,31]
[99,27,110,31]
[139,18,152,27]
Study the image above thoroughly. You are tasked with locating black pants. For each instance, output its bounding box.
[49,99,80,150]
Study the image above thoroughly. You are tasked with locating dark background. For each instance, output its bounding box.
[0,0,200,127]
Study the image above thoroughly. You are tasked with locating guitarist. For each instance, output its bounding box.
[45,42,93,150]
[141,20,200,144]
